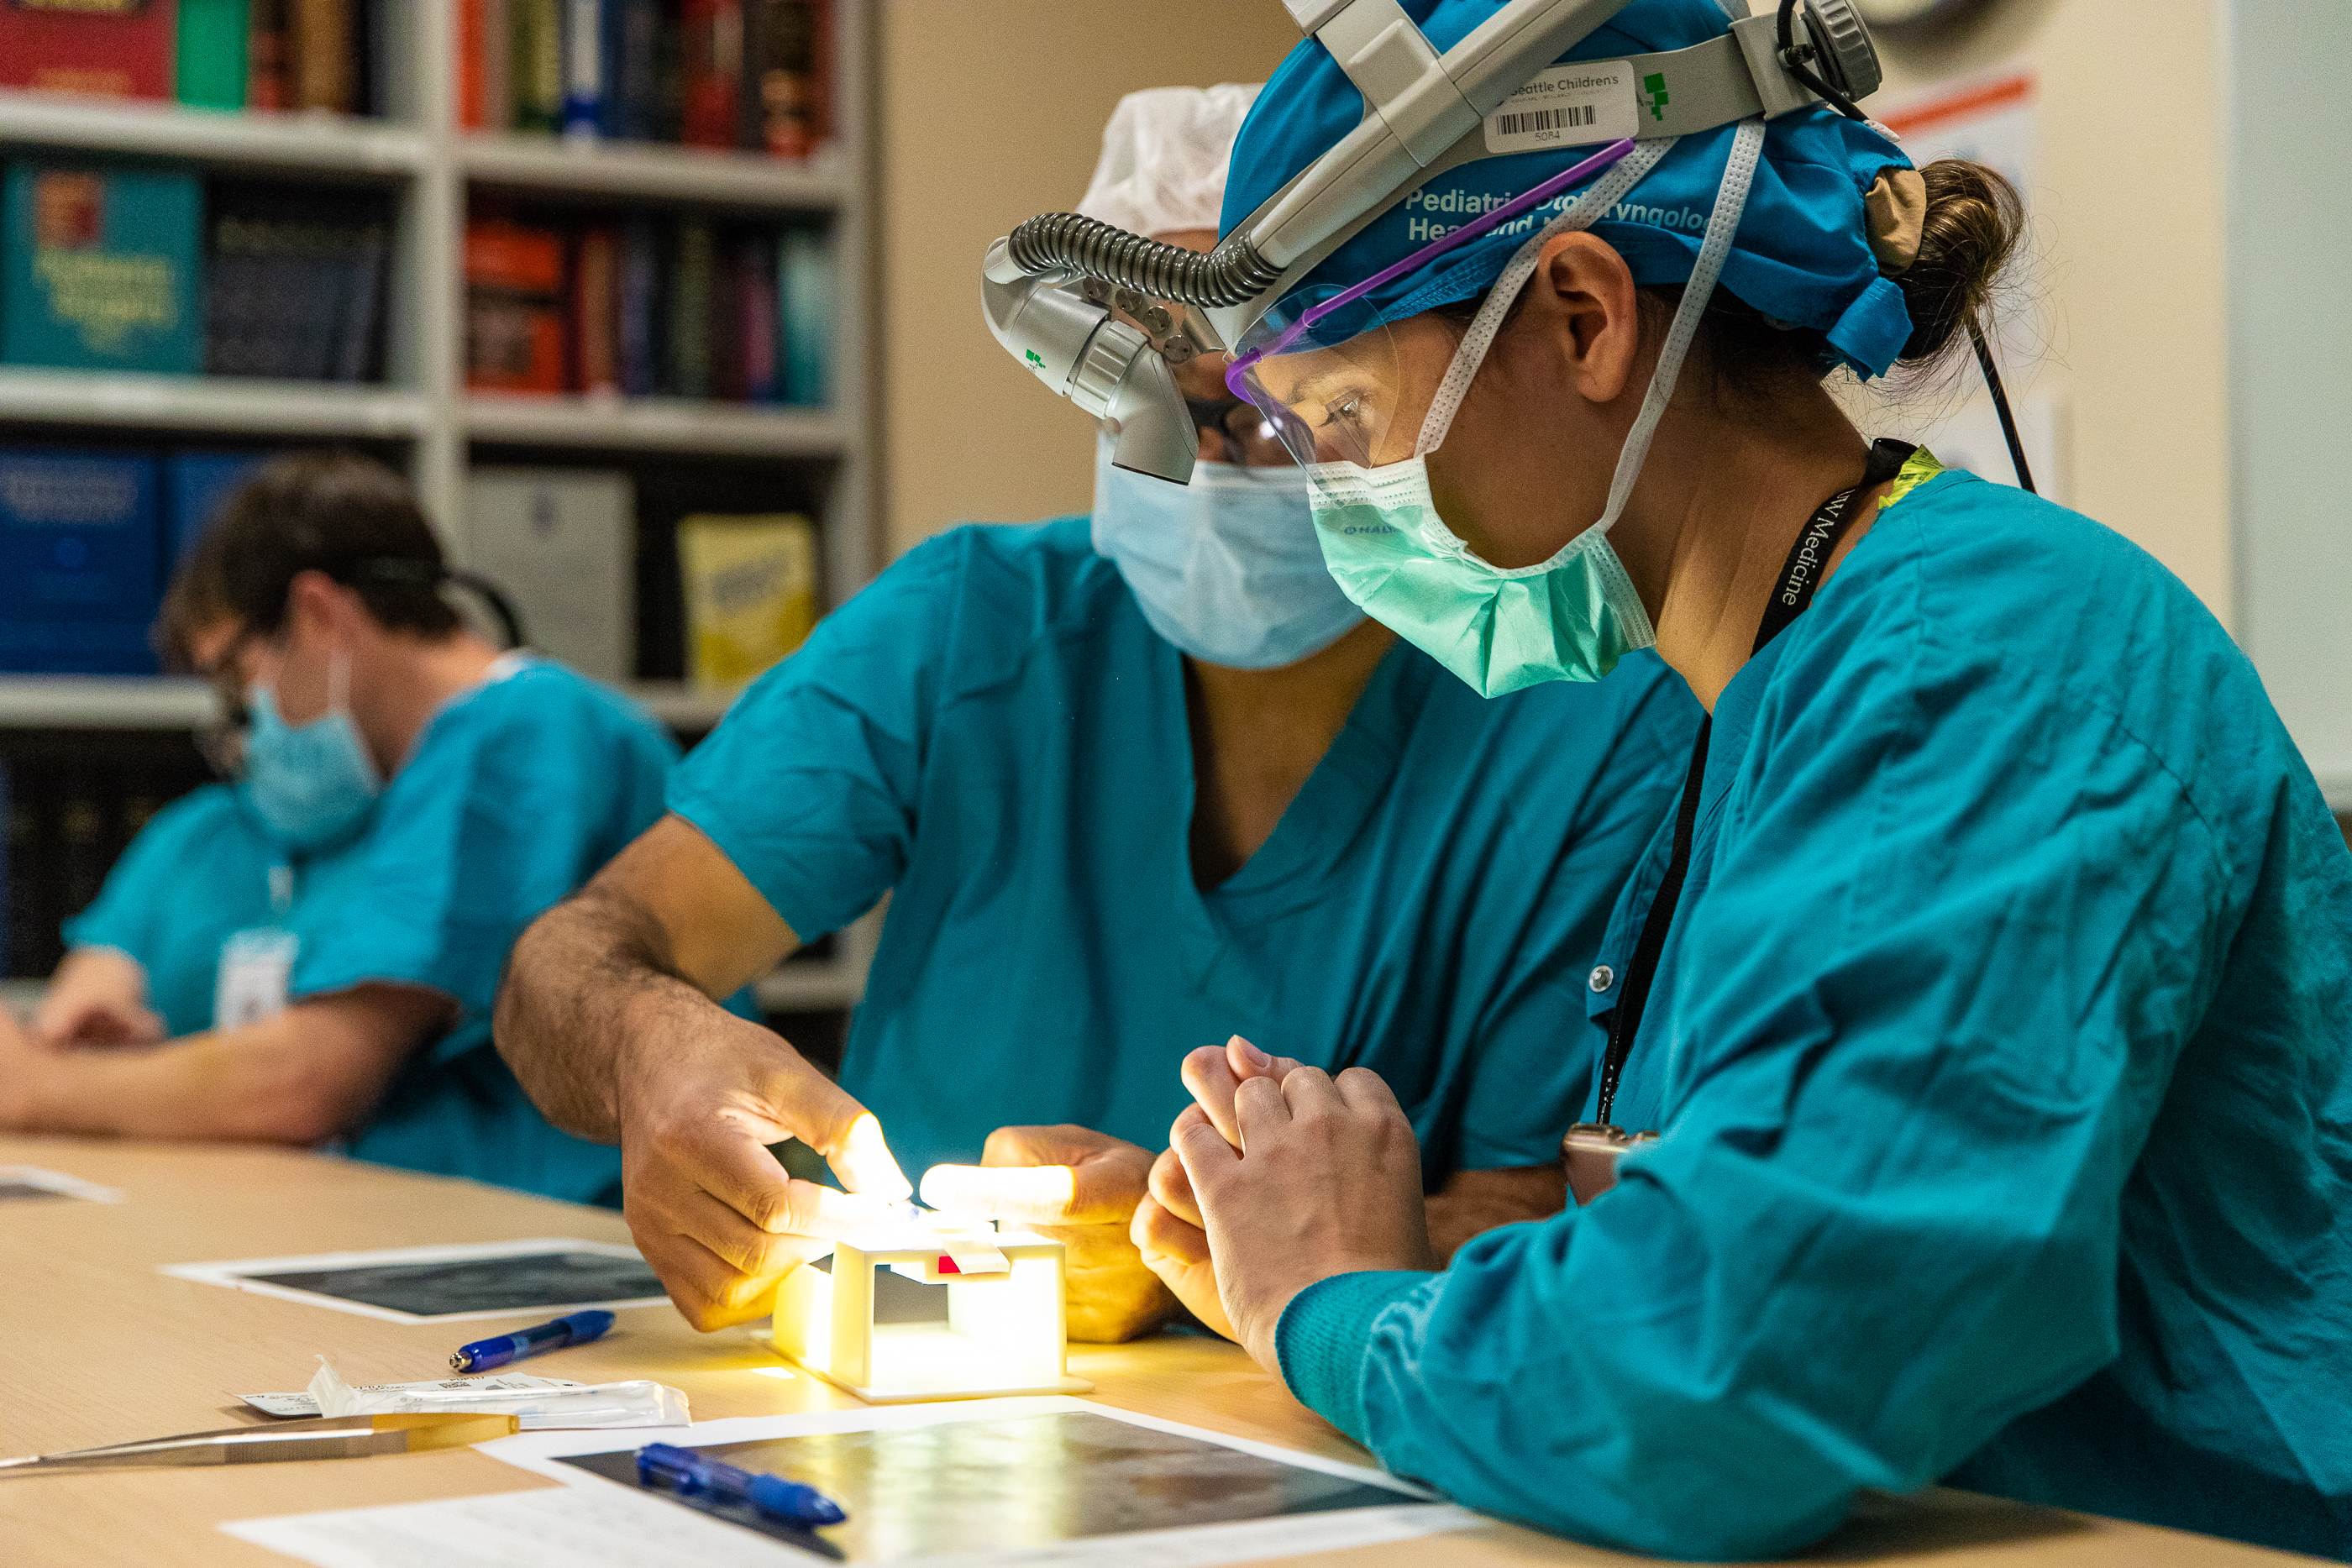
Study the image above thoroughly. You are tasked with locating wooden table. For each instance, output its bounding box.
[0,1135,2317,1566]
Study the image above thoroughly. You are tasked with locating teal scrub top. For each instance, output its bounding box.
[1277,470,2352,1561]
[668,517,1702,1182]
[68,658,678,1209]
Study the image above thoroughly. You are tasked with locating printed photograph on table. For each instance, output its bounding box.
[463,1400,1464,1567]
[160,1238,669,1322]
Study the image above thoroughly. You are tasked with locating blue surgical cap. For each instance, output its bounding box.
[1220,0,1917,376]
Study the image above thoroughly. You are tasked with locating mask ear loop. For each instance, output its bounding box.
[1593,115,1767,534]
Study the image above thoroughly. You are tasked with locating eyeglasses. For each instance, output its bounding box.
[192,627,263,778]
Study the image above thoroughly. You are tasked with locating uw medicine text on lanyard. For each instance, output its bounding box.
[215,862,298,1030]
[1563,439,1918,1206]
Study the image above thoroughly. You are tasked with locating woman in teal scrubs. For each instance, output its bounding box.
[1142,1,2352,1560]
[0,452,675,1207]
[493,88,1703,1340]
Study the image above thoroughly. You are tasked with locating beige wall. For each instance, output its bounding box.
[1869,0,2232,620]
[876,2,1303,560]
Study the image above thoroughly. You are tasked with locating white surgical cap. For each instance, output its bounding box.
[1076,84,1263,240]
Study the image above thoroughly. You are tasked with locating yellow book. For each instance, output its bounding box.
[677,513,819,690]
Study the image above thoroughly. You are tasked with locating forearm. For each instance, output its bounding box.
[15,1004,407,1144]
[495,888,728,1143]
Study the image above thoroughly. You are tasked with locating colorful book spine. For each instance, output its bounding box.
[465,218,568,392]
[457,0,486,128]
[601,0,659,139]
[177,0,251,108]
[0,0,176,99]
[664,217,714,399]
[1,164,203,376]
[561,0,601,138]
[572,224,620,392]
[740,230,777,403]
[247,0,288,108]
[679,0,740,149]
[289,0,355,112]
[508,0,563,133]
[778,222,830,407]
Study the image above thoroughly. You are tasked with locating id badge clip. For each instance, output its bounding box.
[1562,1123,1659,1206]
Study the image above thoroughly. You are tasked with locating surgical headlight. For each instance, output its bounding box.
[979,0,1884,484]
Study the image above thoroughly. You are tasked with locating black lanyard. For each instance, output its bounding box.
[1592,439,1916,1127]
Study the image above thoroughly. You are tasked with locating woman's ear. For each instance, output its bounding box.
[1521,232,1642,406]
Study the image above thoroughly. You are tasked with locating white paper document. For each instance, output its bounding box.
[224,1396,1479,1567]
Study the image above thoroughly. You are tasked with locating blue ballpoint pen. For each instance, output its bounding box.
[449,1309,616,1372]
[636,1442,849,1528]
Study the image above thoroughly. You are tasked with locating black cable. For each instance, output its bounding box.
[1968,317,2036,495]
[1775,0,1871,123]
[448,570,528,650]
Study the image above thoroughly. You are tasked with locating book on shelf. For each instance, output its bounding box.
[561,0,600,137]
[509,0,563,133]
[452,0,827,154]
[466,467,635,682]
[737,229,779,404]
[570,223,620,393]
[680,0,742,149]
[247,0,289,108]
[604,0,661,140]
[779,221,830,407]
[616,213,659,396]
[459,0,510,129]
[178,0,251,108]
[288,0,354,111]
[0,447,165,676]
[0,0,176,100]
[465,217,568,393]
[1,162,202,376]
[677,511,816,689]
[664,215,715,399]
[204,181,392,383]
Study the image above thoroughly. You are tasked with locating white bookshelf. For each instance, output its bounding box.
[0,2,880,1010]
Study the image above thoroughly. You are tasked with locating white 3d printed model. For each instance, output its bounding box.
[771,1220,1094,1404]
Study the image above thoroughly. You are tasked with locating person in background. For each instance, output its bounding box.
[1135,0,2352,1558]
[494,86,1701,1337]
[0,452,677,1208]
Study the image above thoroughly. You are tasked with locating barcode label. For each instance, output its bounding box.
[1494,104,1597,137]
[1483,60,1636,155]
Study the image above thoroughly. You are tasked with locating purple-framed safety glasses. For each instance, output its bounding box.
[1222,137,1639,403]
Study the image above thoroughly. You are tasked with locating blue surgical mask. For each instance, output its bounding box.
[241,653,381,851]
[1092,435,1364,669]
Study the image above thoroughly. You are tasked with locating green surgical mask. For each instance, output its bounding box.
[1299,119,1765,696]
[1306,457,1654,695]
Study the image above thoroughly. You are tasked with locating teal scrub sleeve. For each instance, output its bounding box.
[668,532,968,941]
[292,674,677,1063]
[1274,607,2237,1558]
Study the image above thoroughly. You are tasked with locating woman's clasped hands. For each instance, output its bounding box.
[1135,1035,1437,1371]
